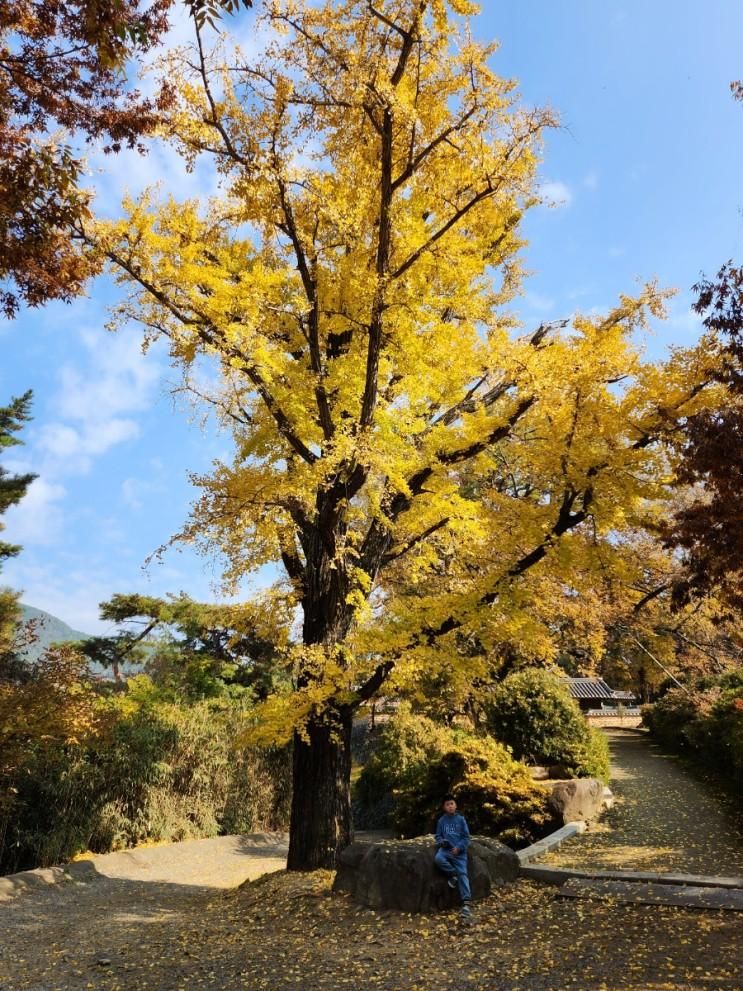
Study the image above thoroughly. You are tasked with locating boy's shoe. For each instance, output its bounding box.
[459,902,472,919]
[447,877,458,889]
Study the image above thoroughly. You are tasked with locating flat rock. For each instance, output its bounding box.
[520,865,743,889]
[333,835,519,913]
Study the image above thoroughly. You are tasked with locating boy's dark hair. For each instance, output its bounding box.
[442,793,456,804]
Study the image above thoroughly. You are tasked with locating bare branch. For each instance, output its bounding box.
[194,20,249,166]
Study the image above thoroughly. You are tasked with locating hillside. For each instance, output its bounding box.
[18,604,92,664]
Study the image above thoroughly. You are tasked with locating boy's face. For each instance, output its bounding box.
[443,799,457,814]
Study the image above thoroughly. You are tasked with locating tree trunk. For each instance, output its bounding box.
[287,704,353,870]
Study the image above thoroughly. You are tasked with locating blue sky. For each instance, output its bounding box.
[2,1,743,633]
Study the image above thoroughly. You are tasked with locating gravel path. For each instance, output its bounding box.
[542,729,743,875]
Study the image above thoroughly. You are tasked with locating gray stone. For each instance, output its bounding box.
[547,778,604,823]
[547,763,572,780]
[519,864,743,889]
[333,835,519,913]
[557,878,743,912]
[516,821,587,864]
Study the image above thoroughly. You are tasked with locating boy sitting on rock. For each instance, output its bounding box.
[434,793,472,918]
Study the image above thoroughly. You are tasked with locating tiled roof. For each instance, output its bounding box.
[563,677,635,701]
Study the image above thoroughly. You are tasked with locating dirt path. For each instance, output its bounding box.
[1,862,740,991]
[1,741,742,991]
[1,834,289,991]
[543,729,743,875]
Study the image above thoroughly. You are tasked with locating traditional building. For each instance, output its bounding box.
[563,677,636,712]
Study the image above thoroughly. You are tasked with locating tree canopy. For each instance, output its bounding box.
[90,0,725,868]
[0,0,253,317]
[661,263,743,610]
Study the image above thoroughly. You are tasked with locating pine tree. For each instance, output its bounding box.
[0,392,36,673]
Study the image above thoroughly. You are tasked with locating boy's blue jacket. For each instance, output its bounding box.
[435,812,470,850]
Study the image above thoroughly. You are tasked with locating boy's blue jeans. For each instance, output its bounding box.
[434,846,472,901]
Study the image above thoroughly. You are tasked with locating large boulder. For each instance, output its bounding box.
[547,778,605,823]
[333,836,519,913]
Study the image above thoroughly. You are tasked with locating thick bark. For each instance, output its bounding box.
[288,513,358,871]
[287,705,353,870]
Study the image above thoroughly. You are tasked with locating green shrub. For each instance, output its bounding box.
[0,692,291,874]
[484,668,610,781]
[643,680,743,793]
[641,689,699,751]
[707,687,743,785]
[353,706,553,846]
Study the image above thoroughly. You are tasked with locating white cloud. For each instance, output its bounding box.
[523,291,556,314]
[662,304,704,346]
[539,181,573,208]
[3,476,67,546]
[32,327,162,476]
[3,558,116,633]
[122,475,166,510]
[85,140,221,218]
[38,418,140,475]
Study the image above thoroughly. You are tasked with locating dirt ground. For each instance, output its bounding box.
[1,868,741,991]
[2,731,742,991]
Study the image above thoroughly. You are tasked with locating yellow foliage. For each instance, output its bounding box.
[90,1,722,739]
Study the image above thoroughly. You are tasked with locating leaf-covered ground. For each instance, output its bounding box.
[541,730,743,876]
[2,869,741,991]
[3,730,742,991]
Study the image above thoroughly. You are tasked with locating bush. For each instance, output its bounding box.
[644,680,743,792]
[707,688,743,785]
[0,682,291,875]
[353,706,553,846]
[641,689,700,752]
[484,668,610,781]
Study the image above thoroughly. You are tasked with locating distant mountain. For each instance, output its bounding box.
[18,604,92,665]
[18,605,142,679]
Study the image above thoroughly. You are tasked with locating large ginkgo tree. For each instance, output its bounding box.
[92,0,715,868]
